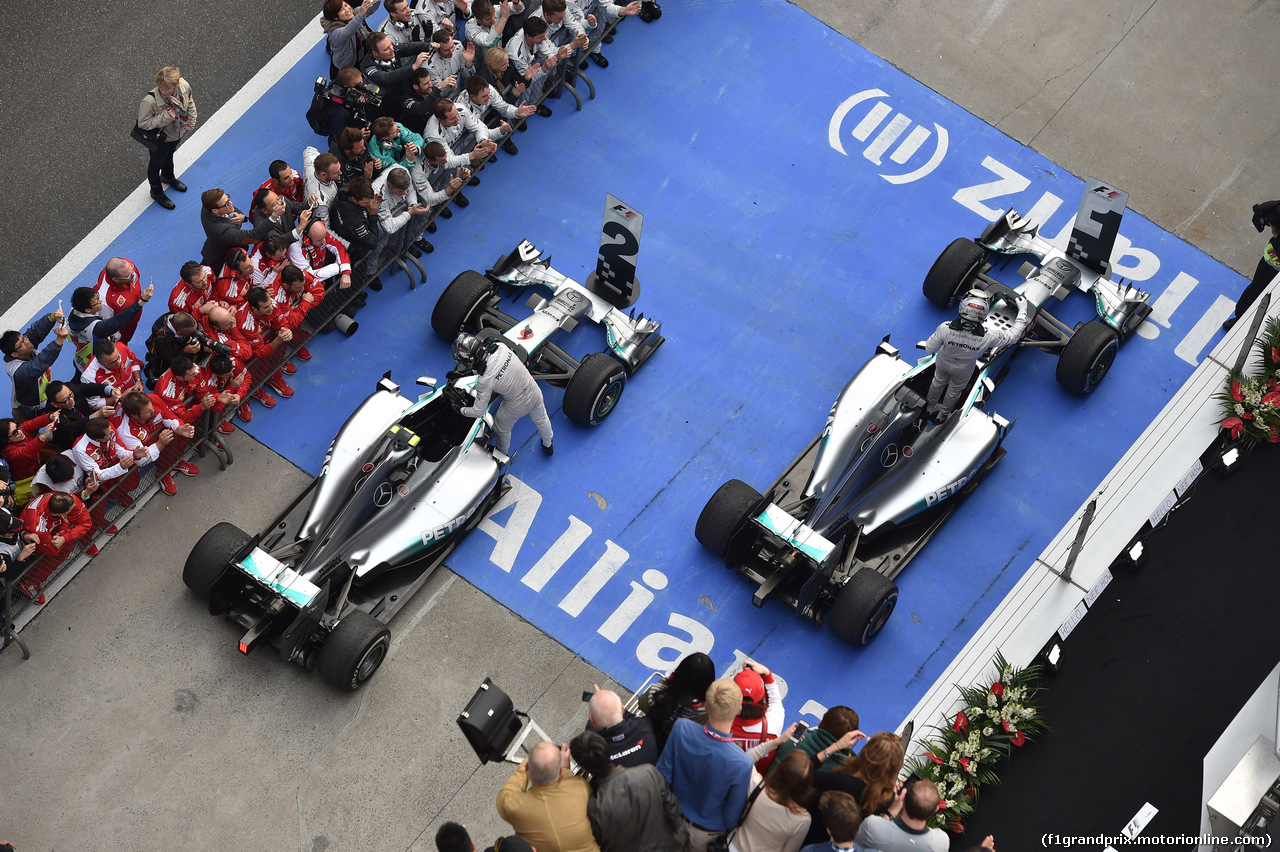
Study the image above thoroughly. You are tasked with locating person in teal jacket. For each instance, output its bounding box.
[369,117,426,169]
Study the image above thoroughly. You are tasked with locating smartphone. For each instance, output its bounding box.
[904,772,920,788]
[581,691,593,702]
[790,721,808,743]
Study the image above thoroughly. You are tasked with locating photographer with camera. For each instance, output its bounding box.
[311,66,385,142]
[362,32,434,119]
[1224,199,1280,331]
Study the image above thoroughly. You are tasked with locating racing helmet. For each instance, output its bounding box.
[452,332,486,371]
[958,290,991,323]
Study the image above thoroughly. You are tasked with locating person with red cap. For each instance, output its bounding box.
[732,659,786,773]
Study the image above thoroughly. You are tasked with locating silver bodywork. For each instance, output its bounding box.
[205,373,507,666]
[487,240,663,374]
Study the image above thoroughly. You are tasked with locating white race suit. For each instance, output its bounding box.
[459,343,554,454]
[924,296,1030,413]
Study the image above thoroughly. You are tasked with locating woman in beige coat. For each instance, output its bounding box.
[137,66,197,210]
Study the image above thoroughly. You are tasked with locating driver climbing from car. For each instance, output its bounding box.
[924,289,1030,421]
[451,332,554,457]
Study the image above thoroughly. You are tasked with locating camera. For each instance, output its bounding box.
[186,331,232,358]
[315,76,383,130]
[1252,200,1280,233]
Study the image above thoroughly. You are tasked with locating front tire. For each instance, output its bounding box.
[563,353,627,426]
[923,238,985,309]
[695,479,763,558]
[316,610,392,691]
[432,270,493,340]
[1055,320,1119,394]
[828,570,899,646]
[183,522,250,599]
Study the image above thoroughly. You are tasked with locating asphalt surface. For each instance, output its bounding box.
[1,0,320,311]
[4,2,1280,850]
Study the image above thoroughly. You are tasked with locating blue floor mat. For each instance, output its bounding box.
[32,0,1242,731]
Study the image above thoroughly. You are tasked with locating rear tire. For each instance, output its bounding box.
[183,522,250,600]
[923,238,985,309]
[563,353,627,426]
[316,610,392,691]
[1056,320,1119,394]
[695,479,763,558]
[432,270,493,340]
[828,570,899,646]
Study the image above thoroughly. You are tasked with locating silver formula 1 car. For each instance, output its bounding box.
[182,372,507,690]
[924,177,1152,393]
[431,240,664,426]
[696,181,1153,645]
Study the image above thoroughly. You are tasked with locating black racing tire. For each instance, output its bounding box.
[1055,320,1120,394]
[316,610,392,691]
[183,522,250,600]
[432,270,493,340]
[563,353,627,426]
[695,479,763,558]
[828,570,899,646]
[923,238,986,309]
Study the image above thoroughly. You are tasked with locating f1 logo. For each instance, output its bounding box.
[828,89,948,185]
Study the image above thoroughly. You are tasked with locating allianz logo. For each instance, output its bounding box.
[828,89,948,185]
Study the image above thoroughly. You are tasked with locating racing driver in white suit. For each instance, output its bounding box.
[454,332,554,456]
[924,289,1030,418]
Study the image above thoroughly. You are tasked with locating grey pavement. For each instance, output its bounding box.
[5,1,1280,850]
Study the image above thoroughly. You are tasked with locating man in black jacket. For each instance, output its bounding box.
[331,127,383,186]
[249,187,315,247]
[360,31,433,119]
[330,176,385,291]
[40,380,120,452]
[199,188,275,273]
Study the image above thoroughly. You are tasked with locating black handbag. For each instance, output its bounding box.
[706,780,766,852]
[639,0,661,22]
[131,91,164,151]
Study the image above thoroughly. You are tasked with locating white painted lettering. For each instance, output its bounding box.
[952,156,1030,222]
[1174,295,1234,366]
[558,540,629,616]
[522,515,592,591]
[635,613,715,671]
[476,474,542,572]
[1144,271,1198,332]
[598,569,667,643]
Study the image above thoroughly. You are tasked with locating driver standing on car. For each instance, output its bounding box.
[452,333,554,457]
[924,289,1030,420]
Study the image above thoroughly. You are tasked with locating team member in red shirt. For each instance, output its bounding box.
[213,248,257,308]
[201,305,281,412]
[256,160,306,204]
[113,391,197,496]
[206,353,252,427]
[94,258,145,344]
[272,265,325,362]
[249,235,292,292]
[22,491,94,559]
[0,414,57,504]
[238,288,296,398]
[154,354,225,430]
[169,260,229,316]
[82,339,147,398]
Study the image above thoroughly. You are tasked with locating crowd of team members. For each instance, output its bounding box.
[0,0,644,608]
[445,654,991,852]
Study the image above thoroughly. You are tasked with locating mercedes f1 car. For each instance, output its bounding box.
[924,177,1152,393]
[182,372,508,690]
[695,181,1153,645]
[431,240,664,427]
